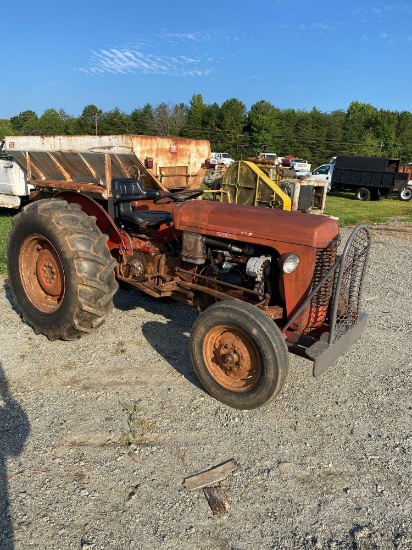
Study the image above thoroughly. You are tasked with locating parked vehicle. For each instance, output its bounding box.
[311,163,334,191]
[311,156,412,200]
[290,159,311,172]
[206,152,235,169]
[0,135,210,209]
[4,135,371,410]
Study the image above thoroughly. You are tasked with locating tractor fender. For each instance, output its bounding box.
[53,191,133,255]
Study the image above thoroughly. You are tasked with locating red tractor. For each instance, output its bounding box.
[7,177,371,409]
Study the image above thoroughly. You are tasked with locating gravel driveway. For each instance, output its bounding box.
[0,221,411,550]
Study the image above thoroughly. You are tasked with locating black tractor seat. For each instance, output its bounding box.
[111,178,172,228]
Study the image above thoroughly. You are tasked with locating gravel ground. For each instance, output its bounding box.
[0,221,411,550]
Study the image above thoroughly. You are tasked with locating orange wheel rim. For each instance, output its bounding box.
[19,235,65,312]
[203,325,261,392]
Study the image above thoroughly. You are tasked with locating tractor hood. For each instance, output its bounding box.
[172,201,339,249]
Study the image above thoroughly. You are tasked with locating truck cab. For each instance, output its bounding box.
[0,143,32,208]
[311,163,334,191]
[208,152,235,168]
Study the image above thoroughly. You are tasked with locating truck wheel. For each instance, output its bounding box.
[399,187,412,201]
[355,188,371,201]
[189,301,289,409]
[7,199,118,340]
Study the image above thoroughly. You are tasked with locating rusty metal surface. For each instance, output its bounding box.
[173,201,339,249]
[5,135,210,191]
[398,165,412,179]
[202,324,261,392]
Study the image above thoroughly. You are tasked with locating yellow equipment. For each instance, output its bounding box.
[218,161,327,214]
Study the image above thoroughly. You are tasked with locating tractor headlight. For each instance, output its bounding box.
[279,253,300,274]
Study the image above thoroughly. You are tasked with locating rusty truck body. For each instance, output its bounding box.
[0,135,210,209]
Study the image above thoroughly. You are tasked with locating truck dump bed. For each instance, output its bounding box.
[4,135,210,195]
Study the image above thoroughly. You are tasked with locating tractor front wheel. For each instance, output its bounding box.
[189,301,289,409]
[7,199,118,340]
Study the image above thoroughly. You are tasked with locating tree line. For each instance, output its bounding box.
[2,95,412,167]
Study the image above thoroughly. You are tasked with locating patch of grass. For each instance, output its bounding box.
[120,401,157,445]
[324,192,412,226]
[201,182,221,201]
[0,212,12,275]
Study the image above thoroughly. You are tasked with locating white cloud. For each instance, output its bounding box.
[76,46,215,77]
[74,29,229,77]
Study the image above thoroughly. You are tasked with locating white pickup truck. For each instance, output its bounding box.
[208,152,235,168]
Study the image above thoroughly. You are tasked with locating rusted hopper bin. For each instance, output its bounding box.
[4,135,210,194]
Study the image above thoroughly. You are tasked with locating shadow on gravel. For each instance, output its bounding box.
[114,288,205,392]
[2,279,22,319]
[0,363,30,550]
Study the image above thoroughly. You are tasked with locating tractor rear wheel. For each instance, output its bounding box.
[7,199,118,340]
[189,301,289,409]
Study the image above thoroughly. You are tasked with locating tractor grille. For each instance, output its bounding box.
[305,239,338,330]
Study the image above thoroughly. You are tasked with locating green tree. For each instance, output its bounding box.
[99,107,130,135]
[344,101,379,156]
[219,98,247,154]
[247,100,281,153]
[372,109,398,158]
[129,104,155,135]
[183,94,206,138]
[75,104,103,135]
[10,110,39,134]
[0,119,14,139]
[38,108,66,135]
[396,111,412,163]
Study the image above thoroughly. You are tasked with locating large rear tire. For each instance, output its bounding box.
[189,301,289,409]
[7,199,118,340]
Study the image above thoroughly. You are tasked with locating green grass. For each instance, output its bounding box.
[324,192,412,226]
[0,212,12,275]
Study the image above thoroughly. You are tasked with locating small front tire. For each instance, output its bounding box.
[189,301,289,409]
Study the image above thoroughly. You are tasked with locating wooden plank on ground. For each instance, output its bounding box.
[203,486,230,516]
[182,459,240,491]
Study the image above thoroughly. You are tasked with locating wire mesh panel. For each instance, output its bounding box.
[330,226,371,342]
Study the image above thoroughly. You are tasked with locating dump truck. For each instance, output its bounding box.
[5,135,371,410]
[311,156,412,201]
[0,135,210,209]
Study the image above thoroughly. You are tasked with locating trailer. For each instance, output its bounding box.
[0,135,210,209]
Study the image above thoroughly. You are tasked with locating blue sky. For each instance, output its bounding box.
[2,0,412,119]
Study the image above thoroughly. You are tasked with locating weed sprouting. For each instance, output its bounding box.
[120,401,157,445]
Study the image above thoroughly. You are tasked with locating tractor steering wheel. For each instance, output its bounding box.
[153,189,204,204]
